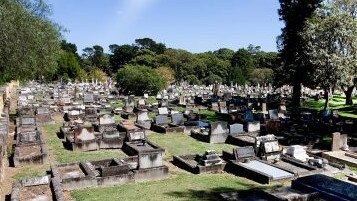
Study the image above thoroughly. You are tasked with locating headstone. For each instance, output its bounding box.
[99,114,115,125]
[261,102,267,112]
[269,109,279,120]
[340,134,349,151]
[83,93,94,104]
[263,141,280,153]
[244,110,254,122]
[331,132,341,151]
[284,145,310,162]
[234,146,255,160]
[137,110,150,121]
[171,113,184,125]
[158,107,169,115]
[138,99,146,106]
[247,122,260,132]
[229,124,244,134]
[155,115,171,125]
[21,117,36,125]
[199,150,222,166]
[210,121,228,135]
[128,131,145,141]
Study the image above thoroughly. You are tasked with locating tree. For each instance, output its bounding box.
[278,0,322,106]
[0,0,61,83]
[129,49,157,67]
[302,0,357,109]
[134,38,166,54]
[87,68,106,82]
[116,65,165,95]
[56,51,81,80]
[230,48,254,84]
[249,68,274,85]
[213,48,235,60]
[109,44,138,72]
[155,66,175,86]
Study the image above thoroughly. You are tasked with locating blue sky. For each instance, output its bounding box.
[49,0,283,54]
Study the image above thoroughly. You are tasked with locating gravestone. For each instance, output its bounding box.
[210,121,228,135]
[244,110,254,122]
[21,117,36,125]
[247,122,260,132]
[155,115,171,125]
[211,102,219,111]
[269,109,279,120]
[340,134,349,151]
[99,114,115,125]
[138,99,146,106]
[331,132,341,151]
[261,102,267,113]
[284,145,310,162]
[234,146,255,160]
[199,150,222,166]
[229,124,244,134]
[137,110,150,121]
[37,107,50,115]
[158,107,169,115]
[128,131,145,141]
[171,113,184,125]
[83,93,94,104]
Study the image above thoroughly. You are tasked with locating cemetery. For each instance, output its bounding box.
[0,80,356,201]
[2,0,357,200]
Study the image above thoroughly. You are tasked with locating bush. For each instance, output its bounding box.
[116,65,165,95]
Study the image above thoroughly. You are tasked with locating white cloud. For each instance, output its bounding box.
[120,0,157,24]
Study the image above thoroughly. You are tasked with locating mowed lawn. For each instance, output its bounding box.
[302,95,357,119]
[147,132,237,160]
[71,171,258,201]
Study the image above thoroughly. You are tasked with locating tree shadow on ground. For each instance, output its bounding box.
[165,182,270,201]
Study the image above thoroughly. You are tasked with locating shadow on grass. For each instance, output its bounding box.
[165,182,264,201]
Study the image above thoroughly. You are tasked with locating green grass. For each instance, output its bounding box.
[147,96,157,105]
[12,165,49,182]
[302,95,357,119]
[42,123,127,164]
[147,132,236,160]
[71,171,258,201]
[198,110,226,123]
[110,100,124,108]
[114,114,123,123]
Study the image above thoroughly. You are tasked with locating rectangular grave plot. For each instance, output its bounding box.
[292,174,357,201]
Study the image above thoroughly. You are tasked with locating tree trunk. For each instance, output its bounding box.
[323,89,331,111]
[344,86,354,105]
[292,82,302,107]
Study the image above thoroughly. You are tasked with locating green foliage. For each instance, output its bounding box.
[204,73,223,85]
[0,0,61,83]
[116,65,165,95]
[185,74,201,85]
[249,68,274,85]
[109,44,139,72]
[135,38,166,54]
[56,51,81,80]
[81,45,109,73]
[302,0,357,91]
[230,67,246,85]
[278,0,322,105]
[87,68,106,82]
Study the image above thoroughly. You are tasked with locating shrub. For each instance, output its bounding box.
[116,65,165,95]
